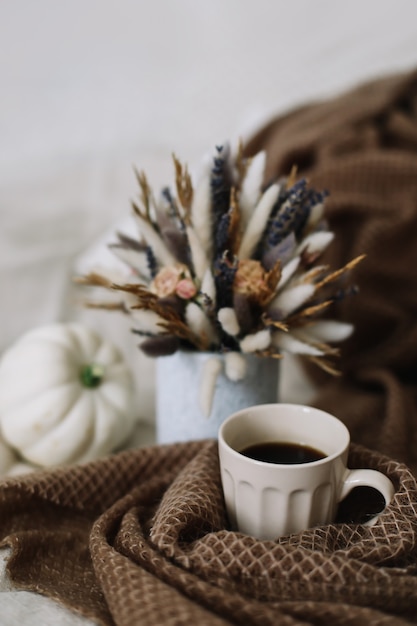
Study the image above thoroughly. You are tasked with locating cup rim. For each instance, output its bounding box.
[218,403,350,468]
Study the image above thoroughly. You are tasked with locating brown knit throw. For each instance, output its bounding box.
[1,440,417,625]
[245,67,417,475]
[2,69,417,625]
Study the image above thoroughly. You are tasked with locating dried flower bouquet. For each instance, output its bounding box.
[77,142,363,383]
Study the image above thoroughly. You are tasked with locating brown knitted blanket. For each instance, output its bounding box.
[2,69,417,625]
[245,67,417,475]
[1,440,417,625]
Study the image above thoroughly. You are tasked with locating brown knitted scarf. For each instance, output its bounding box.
[2,69,417,625]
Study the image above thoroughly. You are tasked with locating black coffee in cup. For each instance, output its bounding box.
[240,441,326,465]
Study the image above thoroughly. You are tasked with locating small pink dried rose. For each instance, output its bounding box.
[175,278,197,300]
[151,266,181,297]
[151,264,196,299]
[176,278,197,299]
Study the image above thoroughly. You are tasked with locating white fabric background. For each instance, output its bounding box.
[1,0,417,622]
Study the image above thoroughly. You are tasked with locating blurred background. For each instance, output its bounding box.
[2,0,417,421]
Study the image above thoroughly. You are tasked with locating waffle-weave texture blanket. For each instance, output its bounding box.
[1,440,417,625]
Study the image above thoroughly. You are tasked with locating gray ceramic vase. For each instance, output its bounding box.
[156,350,279,444]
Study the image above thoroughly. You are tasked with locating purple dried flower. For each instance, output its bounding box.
[211,145,232,254]
[214,211,231,259]
[266,179,309,246]
[214,253,237,309]
[146,246,158,278]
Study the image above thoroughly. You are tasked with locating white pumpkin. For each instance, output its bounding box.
[0,323,136,467]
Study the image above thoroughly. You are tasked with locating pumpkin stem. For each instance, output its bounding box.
[80,364,105,388]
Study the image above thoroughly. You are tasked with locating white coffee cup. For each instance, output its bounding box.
[218,403,395,540]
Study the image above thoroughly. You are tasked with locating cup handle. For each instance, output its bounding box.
[339,468,395,526]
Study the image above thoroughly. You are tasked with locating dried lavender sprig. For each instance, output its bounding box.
[215,211,231,259]
[213,252,238,310]
[265,179,310,248]
[259,184,328,261]
[146,246,158,278]
[291,189,327,239]
[295,188,329,238]
[211,145,232,258]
